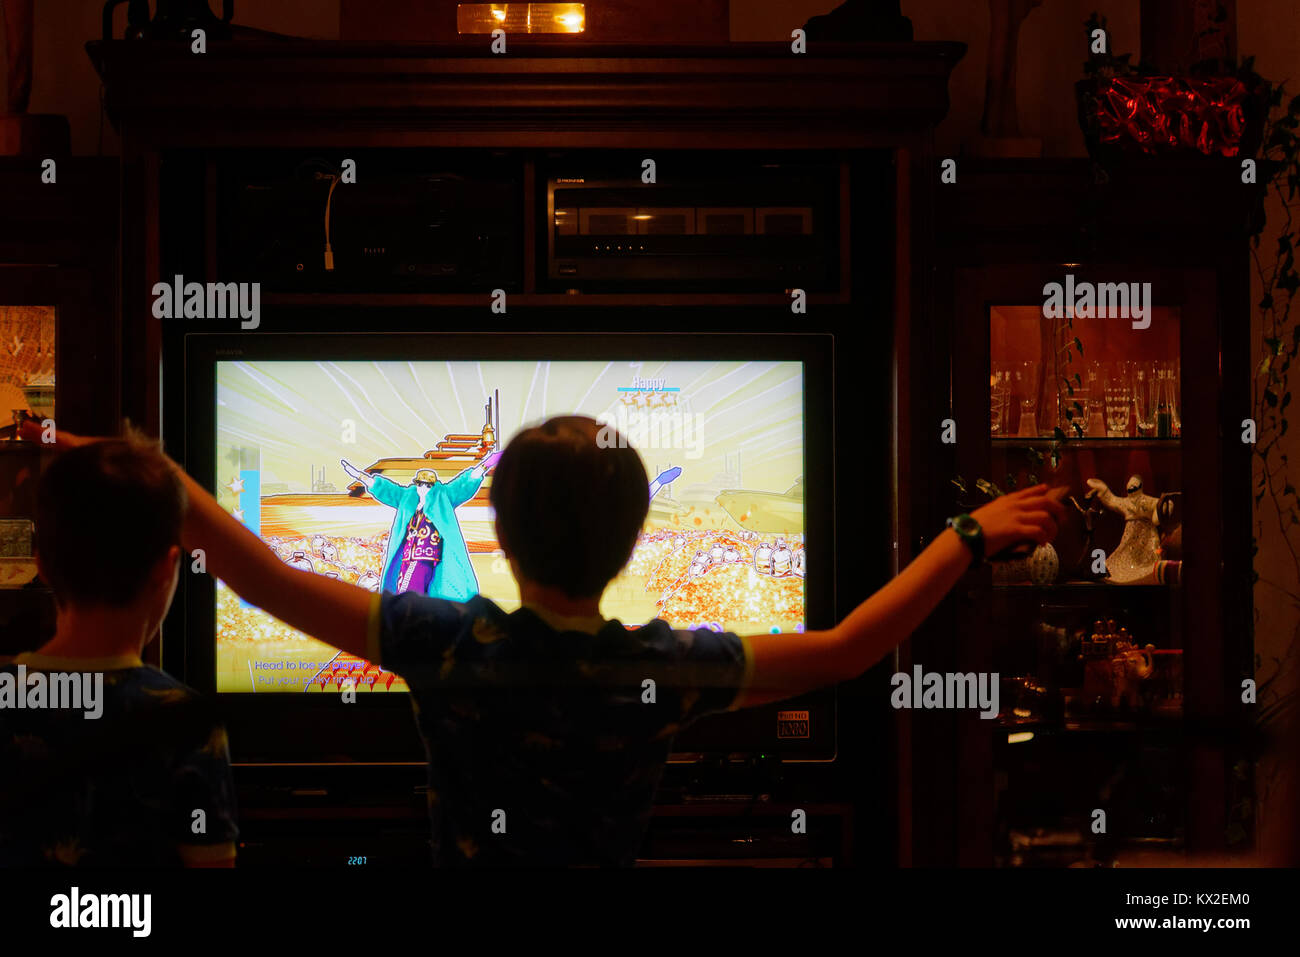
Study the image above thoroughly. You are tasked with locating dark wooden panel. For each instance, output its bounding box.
[90,41,966,151]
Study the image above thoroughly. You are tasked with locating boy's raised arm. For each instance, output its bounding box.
[176,463,375,659]
[25,422,374,660]
[734,485,1067,710]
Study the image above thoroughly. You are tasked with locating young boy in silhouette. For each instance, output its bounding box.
[36,416,1061,867]
[0,432,237,867]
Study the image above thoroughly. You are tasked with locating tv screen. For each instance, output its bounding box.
[212,356,810,694]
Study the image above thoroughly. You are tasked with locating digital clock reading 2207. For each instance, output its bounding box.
[777,710,810,739]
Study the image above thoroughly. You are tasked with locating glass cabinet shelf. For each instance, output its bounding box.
[0,442,55,454]
[994,718,1185,736]
[991,581,1181,591]
[989,305,1182,441]
[992,437,1180,450]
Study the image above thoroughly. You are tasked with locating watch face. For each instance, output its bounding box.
[953,515,977,535]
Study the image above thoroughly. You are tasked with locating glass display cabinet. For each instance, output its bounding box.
[0,159,118,654]
[935,261,1249,866]
[0,303,56,591]
[0,281,61,653]
[0,272,116,655]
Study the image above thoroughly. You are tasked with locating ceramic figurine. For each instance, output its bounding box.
[1153,491,1182,560]
[1110,638,1155,711]
[1085,474,1177,584]
[1068,494,1106,577]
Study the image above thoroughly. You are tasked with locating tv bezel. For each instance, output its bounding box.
[173,330,836,765]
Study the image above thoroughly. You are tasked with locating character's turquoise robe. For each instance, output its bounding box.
[370,468,485,601]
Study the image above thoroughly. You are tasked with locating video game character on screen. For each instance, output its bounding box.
[340,446,502,601]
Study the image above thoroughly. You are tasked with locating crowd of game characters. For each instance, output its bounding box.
[218,525,806,643]
[272,534,388,591]
[215,534,389,646]
[628,528,806,633]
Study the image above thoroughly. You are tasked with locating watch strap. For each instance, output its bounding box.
[950,513,985,564]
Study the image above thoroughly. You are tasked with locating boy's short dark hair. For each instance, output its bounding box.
[35,432,185,607]
[489,416,648,599]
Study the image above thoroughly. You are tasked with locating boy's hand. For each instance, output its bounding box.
[16,418,95,449]
[969,484,1068,556]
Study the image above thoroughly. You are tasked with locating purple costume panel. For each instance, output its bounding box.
[396,510,443,594]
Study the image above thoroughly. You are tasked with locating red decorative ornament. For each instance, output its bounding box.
[1090,75,1253,157]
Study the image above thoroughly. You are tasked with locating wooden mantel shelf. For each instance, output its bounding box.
[88,40,965,149]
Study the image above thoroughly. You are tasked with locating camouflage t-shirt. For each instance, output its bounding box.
[0,653,238,868]
[367,593,752,867]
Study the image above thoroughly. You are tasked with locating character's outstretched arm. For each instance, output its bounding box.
[445,450,502,507]
[340,458,373,489]
[649,466,682,501]
[343,459,405,507]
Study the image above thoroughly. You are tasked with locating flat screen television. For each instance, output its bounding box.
[174,331,835,764]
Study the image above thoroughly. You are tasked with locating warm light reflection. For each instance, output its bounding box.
[457,3,585,33]
[1007,731,1035,744]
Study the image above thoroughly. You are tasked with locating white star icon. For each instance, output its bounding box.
[227,477,245,496]
[232,508,245,522]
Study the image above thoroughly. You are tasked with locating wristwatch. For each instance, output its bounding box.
[950,513,984,564]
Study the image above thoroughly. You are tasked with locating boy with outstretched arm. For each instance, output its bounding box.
[33,416,1064,867]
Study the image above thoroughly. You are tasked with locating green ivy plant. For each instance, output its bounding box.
[1082,12,1141,78]
[1246,59,1300,822]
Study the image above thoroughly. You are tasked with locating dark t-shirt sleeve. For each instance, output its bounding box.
[170,724,239,851]
[374,591,473,684]
[670,628,754,724]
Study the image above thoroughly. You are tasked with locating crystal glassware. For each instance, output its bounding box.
[1133,365,1155,436]
[990,371,1003,435]
[1169,361,1181,436]
[1105,369,1131,437]
[1085,362,1107,437]
[1016,361,1040,437]
[1156,365,1174,438]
